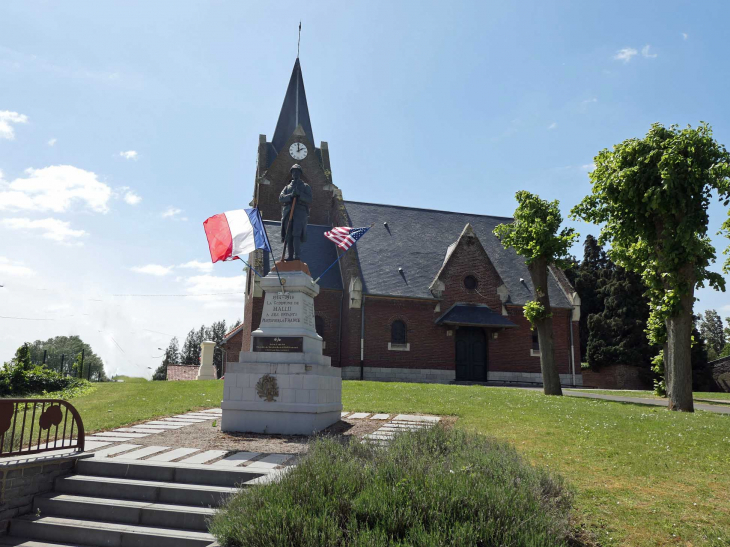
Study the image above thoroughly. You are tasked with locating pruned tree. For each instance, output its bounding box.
[494,191,578,396]
[572,122,730,412]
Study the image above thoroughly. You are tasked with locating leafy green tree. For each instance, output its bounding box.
[27,335,107,381]
[698,309,725,359]
[495,191,578,395]
[572,122,730,412]
[153,337,180,381]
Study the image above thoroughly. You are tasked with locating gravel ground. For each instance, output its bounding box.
[105,414,387,454]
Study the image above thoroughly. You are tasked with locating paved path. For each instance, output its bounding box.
[564,390,730,414]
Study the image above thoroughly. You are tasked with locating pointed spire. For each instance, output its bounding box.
[272,58,314,154]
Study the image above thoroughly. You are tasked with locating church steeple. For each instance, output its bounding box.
[272,58,315,154]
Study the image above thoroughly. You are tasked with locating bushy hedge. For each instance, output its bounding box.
[210,426,574,547]
[1,344,87,397]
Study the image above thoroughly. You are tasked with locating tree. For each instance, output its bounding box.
[181,329,199,365]
[153,337,180,381]
[27,335,107,381]
[586,265,653,370]
[494,191,578,395]
[572,122,730,412]
[568,235,616,360]
[698,309,725,359]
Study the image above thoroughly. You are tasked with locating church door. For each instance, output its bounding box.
[455,327,487,381]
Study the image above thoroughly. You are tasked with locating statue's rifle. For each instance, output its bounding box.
[280,195,298,263]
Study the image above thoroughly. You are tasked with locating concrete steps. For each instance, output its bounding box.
[4,457,263,547]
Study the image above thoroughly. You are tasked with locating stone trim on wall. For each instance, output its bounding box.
[341,367,455,383]
[486,371,582,386]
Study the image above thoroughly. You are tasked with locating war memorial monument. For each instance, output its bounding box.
[221,164,343,435]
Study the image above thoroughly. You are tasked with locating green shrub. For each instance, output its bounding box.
[210,426,573,547]
[1,344,88,397]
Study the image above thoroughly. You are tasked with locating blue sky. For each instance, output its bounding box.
[2,1,730,377]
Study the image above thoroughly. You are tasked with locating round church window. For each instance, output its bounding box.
[464,275,478,291]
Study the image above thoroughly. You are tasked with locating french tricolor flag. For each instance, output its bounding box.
[203,208,271,263]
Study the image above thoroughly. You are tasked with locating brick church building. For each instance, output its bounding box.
[231,59,583,386]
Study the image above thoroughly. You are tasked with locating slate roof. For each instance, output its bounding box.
[262,221,342,290]
[271,59,315,156]
[343,201,573,308]
[435,304,518,328]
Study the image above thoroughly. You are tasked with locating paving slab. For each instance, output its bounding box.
[212,452,259,467]
[160,418,208,423]
[116,446,170,460]
[143,422,187,428]
[370,414,390,420]
[92,432,150,439]
[84,441,112,451]
[245,453,293,470]
[348,412,370,419]
[341,412,350,417]
[114,427,166,434]
[86,436,139,443]
[146,447,200,462]
[178,450,228,465]
[92,444,141,458]
[394,414,440,422]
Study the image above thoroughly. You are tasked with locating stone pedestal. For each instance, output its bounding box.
[221,268,342,435]
[197,340,217,380]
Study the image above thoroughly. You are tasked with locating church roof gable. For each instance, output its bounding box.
[342,201,572,308]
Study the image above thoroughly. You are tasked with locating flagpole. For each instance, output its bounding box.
[314,224,374,284]
[257,208,286,293]
[235,257,265,280]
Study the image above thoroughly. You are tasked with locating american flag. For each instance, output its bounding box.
[324,226,371,250]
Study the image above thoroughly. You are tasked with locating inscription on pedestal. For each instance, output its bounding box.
[261,292,303,327]
[253,336,303,353]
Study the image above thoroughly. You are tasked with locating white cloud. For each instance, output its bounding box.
[641,45,657,58]
[131,264,173,276]
[1,217,87,243]
[48,138,57,147]
[548,122,557,130]
[179,260,214,273]
[682,32,688,41]
[614,47,638,63]
[123,190,141,205]
[581,163,596,172]
[581,98,598,105]
[119,150,138,160]
[184,274,246,305]
[0,165,112,213]
[0,256,35,277]
[0,111,28,140]
[161,207,186,220]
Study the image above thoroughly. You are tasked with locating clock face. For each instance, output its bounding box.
[289,142,308,160]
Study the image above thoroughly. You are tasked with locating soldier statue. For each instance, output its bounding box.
[279,164,312,261]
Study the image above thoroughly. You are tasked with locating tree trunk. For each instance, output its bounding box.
[665,275,694,412]
[528,259,563,396]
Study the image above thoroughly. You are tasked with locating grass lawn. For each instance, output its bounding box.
[68,379,223,433]
[63,380,729,546]
[344,382,730,547]
[569,389,730,403]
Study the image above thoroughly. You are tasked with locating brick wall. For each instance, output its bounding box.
[0,456,79,533]
[166,365,200,381]
[582,364,652,390]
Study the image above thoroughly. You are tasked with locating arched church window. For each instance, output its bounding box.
[391,320,407,345]
[315,316,325,337]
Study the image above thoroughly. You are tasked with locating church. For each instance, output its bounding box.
[226,59,583,387]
